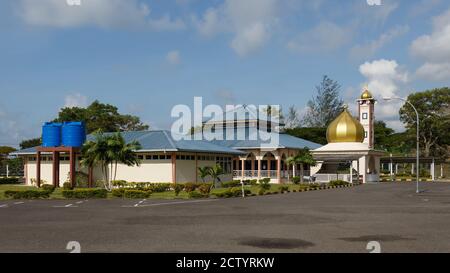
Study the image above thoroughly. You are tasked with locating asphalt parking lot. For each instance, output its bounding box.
[1,182,450,253]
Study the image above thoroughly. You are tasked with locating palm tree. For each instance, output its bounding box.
[208,164,224,188]
[198,166,211,183]
[295,148,317,183]
[81,132,141,190]
[81,132,114,190]
[108,132,142,181]
[285,156,297,182]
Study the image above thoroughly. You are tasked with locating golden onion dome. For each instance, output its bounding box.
[326,106,365,143]
[360,88,374,100]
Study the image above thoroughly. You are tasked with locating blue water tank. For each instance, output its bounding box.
[62,122,86,147]
[42,122,62,147]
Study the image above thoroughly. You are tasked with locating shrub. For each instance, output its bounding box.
[112,188,126,198]
[189,191,206,199]
[123,189,151,199]
[258,189,266,195]
[184,182,197,193]
[65,171,89,188]
[63,182,73,190]
[112,180,127,188]
[222,180,241,188]
[149,183,171,192]
[198,183,212,195]
[279,185,289,193]
[258,178,271,191]
[0,177,20,185]
[292,177,300,184]
[172,183,184,196]
[41,184,55,193]
[62,188,108,199]
[4,190,50,199]
[329,180,350,187]
[230,187,251,197]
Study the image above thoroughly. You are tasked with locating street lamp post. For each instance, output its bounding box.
[383,96,420,194]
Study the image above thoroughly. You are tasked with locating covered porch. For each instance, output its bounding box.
[232,149,311,183]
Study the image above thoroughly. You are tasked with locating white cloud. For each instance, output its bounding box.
[166,50,181,65]
[0,105,35,148]
[17,0,185,31]
[350,25,409,60]
[416,62,450,82]
[359,59,409,131]
[64,93,89,108]
[411,8,450,82]
[193,0,278,56]
[287,21,353,53]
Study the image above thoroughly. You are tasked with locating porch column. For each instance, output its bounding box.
[241,159,245,179]
[389,162,393,177]
[431,158,435,181]
[69,148,76,188]
[52,151,60,187]
[276,156,281,184]
[411,163,415,175]
[441,164,444,178]
[350,161,353,184]
[171,153,177,184]
[257,157,262,180]
[251,158,255,177]
[36,151,41,188]
[395,164,399,174]
[292,164,296,177]
[267,158,271,177]
[195,154,198,183]
[357,160,360,184]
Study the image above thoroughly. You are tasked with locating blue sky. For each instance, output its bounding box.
[0,0,449,147]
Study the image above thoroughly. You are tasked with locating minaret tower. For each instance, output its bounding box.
[357,86,376,149]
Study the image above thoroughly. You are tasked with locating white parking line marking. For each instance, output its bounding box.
[76,201,83,204]
[123,199,218,208]
[0,204,8,208]
[133,199,146,207]
[14,202,25,205]
[65,204,73,207]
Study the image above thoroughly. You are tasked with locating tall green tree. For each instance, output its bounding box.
[374,121,413,154]
[19,138,42,150]
[284,105,302,129]
[284,127,327,145]
[303,75,344,127]
[399,88,450,157]
[55,100,149,134]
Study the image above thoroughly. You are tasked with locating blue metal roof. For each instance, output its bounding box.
[193,127,322,150]
[12,130,245,155]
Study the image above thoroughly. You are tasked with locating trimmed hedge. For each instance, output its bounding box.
[329,180,350,187]
[188,191,207,199]
[112,188,126,198]
[62,188,108,199]
[0,177,20,185]
[123,189,151,199]
[4,190,50,199]
[41,184,56,193]
[172,183,184,196]
[214,187,251,198]
[222,180,241,188]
